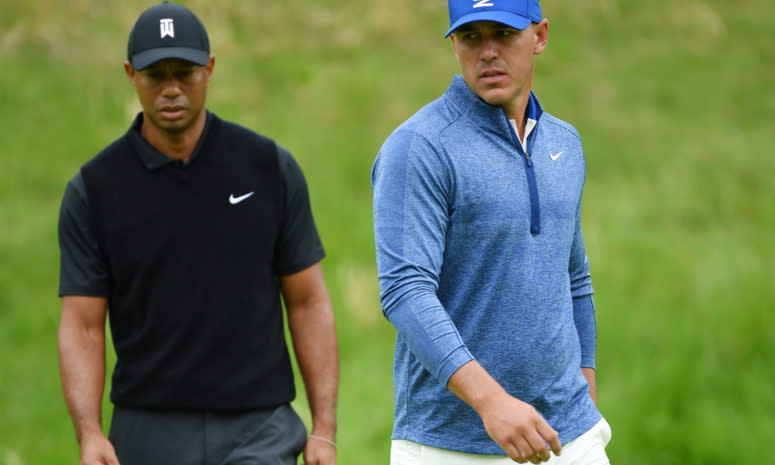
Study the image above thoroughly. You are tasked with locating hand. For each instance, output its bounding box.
[479,393,561,464]
[446,361,562,464]
[301,434,336,465]
[80,432,120,465]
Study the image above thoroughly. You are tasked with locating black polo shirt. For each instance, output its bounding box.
[58,111,325,409]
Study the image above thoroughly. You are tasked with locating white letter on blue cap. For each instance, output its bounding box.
[473,0,494,7]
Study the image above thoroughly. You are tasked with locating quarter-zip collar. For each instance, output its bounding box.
[510,91,541,154]
[444,75,544,142]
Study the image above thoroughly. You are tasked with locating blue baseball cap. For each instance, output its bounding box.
[445,0,543,37]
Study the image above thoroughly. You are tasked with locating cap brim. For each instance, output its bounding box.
[445,11,532,37]
[130,47,209,70]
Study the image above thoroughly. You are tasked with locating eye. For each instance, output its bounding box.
[175,69,195,81]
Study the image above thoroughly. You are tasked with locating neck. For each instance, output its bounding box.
[503,75,534,141]
[504,94,530,141]
[140,109,207,162]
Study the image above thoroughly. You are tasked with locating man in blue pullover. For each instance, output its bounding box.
[372,1,611,464]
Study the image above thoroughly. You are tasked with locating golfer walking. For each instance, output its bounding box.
[372,1,611,464]
[57,3,338,464]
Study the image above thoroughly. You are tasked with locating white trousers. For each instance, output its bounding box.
[391,418,611,465]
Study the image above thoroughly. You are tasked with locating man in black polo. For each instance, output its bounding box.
[56,3,339,465]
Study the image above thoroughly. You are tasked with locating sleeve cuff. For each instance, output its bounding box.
[437,346,475,386]
[573,295,597,369]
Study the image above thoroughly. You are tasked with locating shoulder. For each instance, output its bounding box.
[275,144,307,187]
[275,144,297,169]
[82,134,133,169]
[373,101,460,190]
[212,114,278,151]
[393,96,461,143]
[208,114,284,174]
[59,171,91,219]
[538,112,583,144]
[377,96,462,166]
[65,171,88,201]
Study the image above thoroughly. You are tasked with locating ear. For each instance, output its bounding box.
[533,19,549,55]
[124,60,137,87]
[449,33,462,65]
[204,55,215,85]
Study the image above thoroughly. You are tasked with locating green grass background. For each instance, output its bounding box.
[1,0,774,463]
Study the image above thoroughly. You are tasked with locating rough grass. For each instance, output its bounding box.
[1,0,773,464]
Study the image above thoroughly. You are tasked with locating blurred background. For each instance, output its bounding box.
[1,0,773,464]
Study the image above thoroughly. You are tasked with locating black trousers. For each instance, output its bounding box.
[108,403,307,465]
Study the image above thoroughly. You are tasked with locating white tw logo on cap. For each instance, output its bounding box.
[473,0,494,7]
[160,18,175,38]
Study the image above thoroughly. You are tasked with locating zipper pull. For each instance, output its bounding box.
[525,152,533,167]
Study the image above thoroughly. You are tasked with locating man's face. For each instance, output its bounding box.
[450,20,547,117]
[125,57,214,135]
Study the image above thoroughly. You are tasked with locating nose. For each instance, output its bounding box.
[480,37,498,62]
[160,77,182,98]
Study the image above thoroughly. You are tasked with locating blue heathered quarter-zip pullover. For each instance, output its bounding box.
[372,75,601,454]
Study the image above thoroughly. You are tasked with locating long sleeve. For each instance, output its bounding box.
[371,129,473,385]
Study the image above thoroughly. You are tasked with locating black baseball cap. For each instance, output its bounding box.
[127,2,210,70]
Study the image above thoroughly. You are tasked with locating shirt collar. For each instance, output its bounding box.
[125,111,214,171]
[512,91,540,151]
[510,116,537,153]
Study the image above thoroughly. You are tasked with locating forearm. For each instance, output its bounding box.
[58,317,107,442]
[58,296,109,445]
[572,295,596,368]
[573,296,598,405]
[287,293,339,436]
[447,360,507,414]
[569,200,596,368]
[386,288,474,384]
[582,367,597,405]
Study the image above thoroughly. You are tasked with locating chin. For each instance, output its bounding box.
[154,119,190,134]
[479,92,512,108]
[472,83,506,102]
